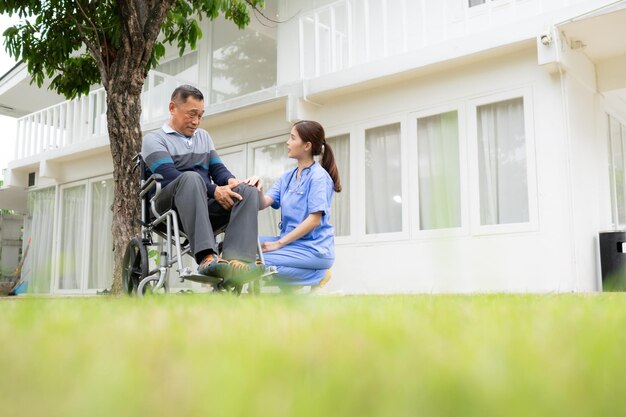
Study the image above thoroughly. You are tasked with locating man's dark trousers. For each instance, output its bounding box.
[154,171,259,262]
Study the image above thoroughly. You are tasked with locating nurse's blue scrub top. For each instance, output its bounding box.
[267,162,335,260]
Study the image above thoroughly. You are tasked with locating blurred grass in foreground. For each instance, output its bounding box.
[1,294,626,417]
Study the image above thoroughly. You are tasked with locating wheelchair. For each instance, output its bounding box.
[121,155,273,297]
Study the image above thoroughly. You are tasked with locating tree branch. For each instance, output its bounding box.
[74,0,112,73]
[70,13,109,86]
[244,0,295,25]
[119,0,146,53]
[140,0,176,68]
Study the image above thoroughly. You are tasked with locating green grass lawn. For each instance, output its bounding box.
[1,293,626,417]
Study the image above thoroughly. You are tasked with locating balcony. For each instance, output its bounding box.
[297,0,615,80]
[12,71,185,161]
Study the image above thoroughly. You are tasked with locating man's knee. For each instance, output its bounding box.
[234,184,259,208]
[176,171,206,190]
[234,183,257,198]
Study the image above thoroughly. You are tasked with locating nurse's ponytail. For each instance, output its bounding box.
[293,120,342,193]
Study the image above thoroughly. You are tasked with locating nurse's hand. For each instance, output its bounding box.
[244,176,263,191]
[214,184,242,210]
[261,240,283,252]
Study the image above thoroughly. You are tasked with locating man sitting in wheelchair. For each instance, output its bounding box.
[141,85,264,283]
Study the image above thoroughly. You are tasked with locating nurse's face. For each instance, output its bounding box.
[287,126,312,160]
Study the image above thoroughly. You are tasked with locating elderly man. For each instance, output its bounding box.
[141,84,262,279]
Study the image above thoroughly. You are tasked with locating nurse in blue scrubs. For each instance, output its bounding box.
[253,120,342,287]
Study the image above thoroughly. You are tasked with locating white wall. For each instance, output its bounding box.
[317,47,579,293]
[210,46,592,294]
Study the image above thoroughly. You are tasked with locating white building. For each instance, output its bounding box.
[0,0,625,294]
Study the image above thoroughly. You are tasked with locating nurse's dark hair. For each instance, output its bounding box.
[293,120,342,192]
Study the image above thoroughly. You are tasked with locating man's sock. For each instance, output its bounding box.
[195,249,213,264]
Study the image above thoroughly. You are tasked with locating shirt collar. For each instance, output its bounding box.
[162,123,197,139]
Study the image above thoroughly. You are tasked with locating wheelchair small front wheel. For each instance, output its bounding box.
[137,275,169,297]
[122,237,148,295]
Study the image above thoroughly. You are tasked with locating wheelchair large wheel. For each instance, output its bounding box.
[122,237,148,295]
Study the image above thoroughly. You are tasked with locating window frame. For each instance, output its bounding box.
[467,0,512,10]
[84,174,115,294]
[54,179,89,295]
[218,144,248,180]
[24,185,59,294]
[299,0,353,79]
[245,133,295,237]
[357,115,410,243]
[607,112,626,229]
[467,87,538,235]
[409,104,470,239]
[52,175,115,295]
[324,125,356,244]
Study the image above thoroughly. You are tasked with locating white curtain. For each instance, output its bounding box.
[22,188,56,294]
[89,179,114,290]
[58,185,86,290]
[253,141,295,236]
[365,123,402,234]
[417,111,461,230]
[477,97,528,225]
[327,134,350,236]
[609,116,626,226]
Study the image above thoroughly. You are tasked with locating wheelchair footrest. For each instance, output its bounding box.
[179,272,224,285]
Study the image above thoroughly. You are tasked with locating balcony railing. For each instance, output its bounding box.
[298,0,597,79]
[14,71,186,160]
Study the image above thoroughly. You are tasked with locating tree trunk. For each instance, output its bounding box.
[105,77,145,294]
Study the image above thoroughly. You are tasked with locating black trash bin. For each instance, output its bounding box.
[599,231,626,291]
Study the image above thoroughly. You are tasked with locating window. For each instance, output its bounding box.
[219,146,246,180]
[251,139,294,236]
[608,115,626,227]
[417,111,461,230]
[221,132,351,238]
[156,51,198,84]
[300,1,350,78]
[20,177,115,295]
[211,0,277,103]
[326,134,351,236]
[22,187,55,293]
[58,184,87,290]
[88,179,114,290]
[476,97,529,225]
[364,0,407,60]
[365,123,402,234]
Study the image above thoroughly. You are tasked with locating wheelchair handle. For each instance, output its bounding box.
[139,174,164,198]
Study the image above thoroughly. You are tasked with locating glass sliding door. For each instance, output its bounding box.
[58,184,87,290]
[23,187,56,294]
[88,178,114,291]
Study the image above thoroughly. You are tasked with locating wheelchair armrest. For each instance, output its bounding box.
[139,174,164,198]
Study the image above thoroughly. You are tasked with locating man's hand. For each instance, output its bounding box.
[228,178,242,188]
[214,183,242,210]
